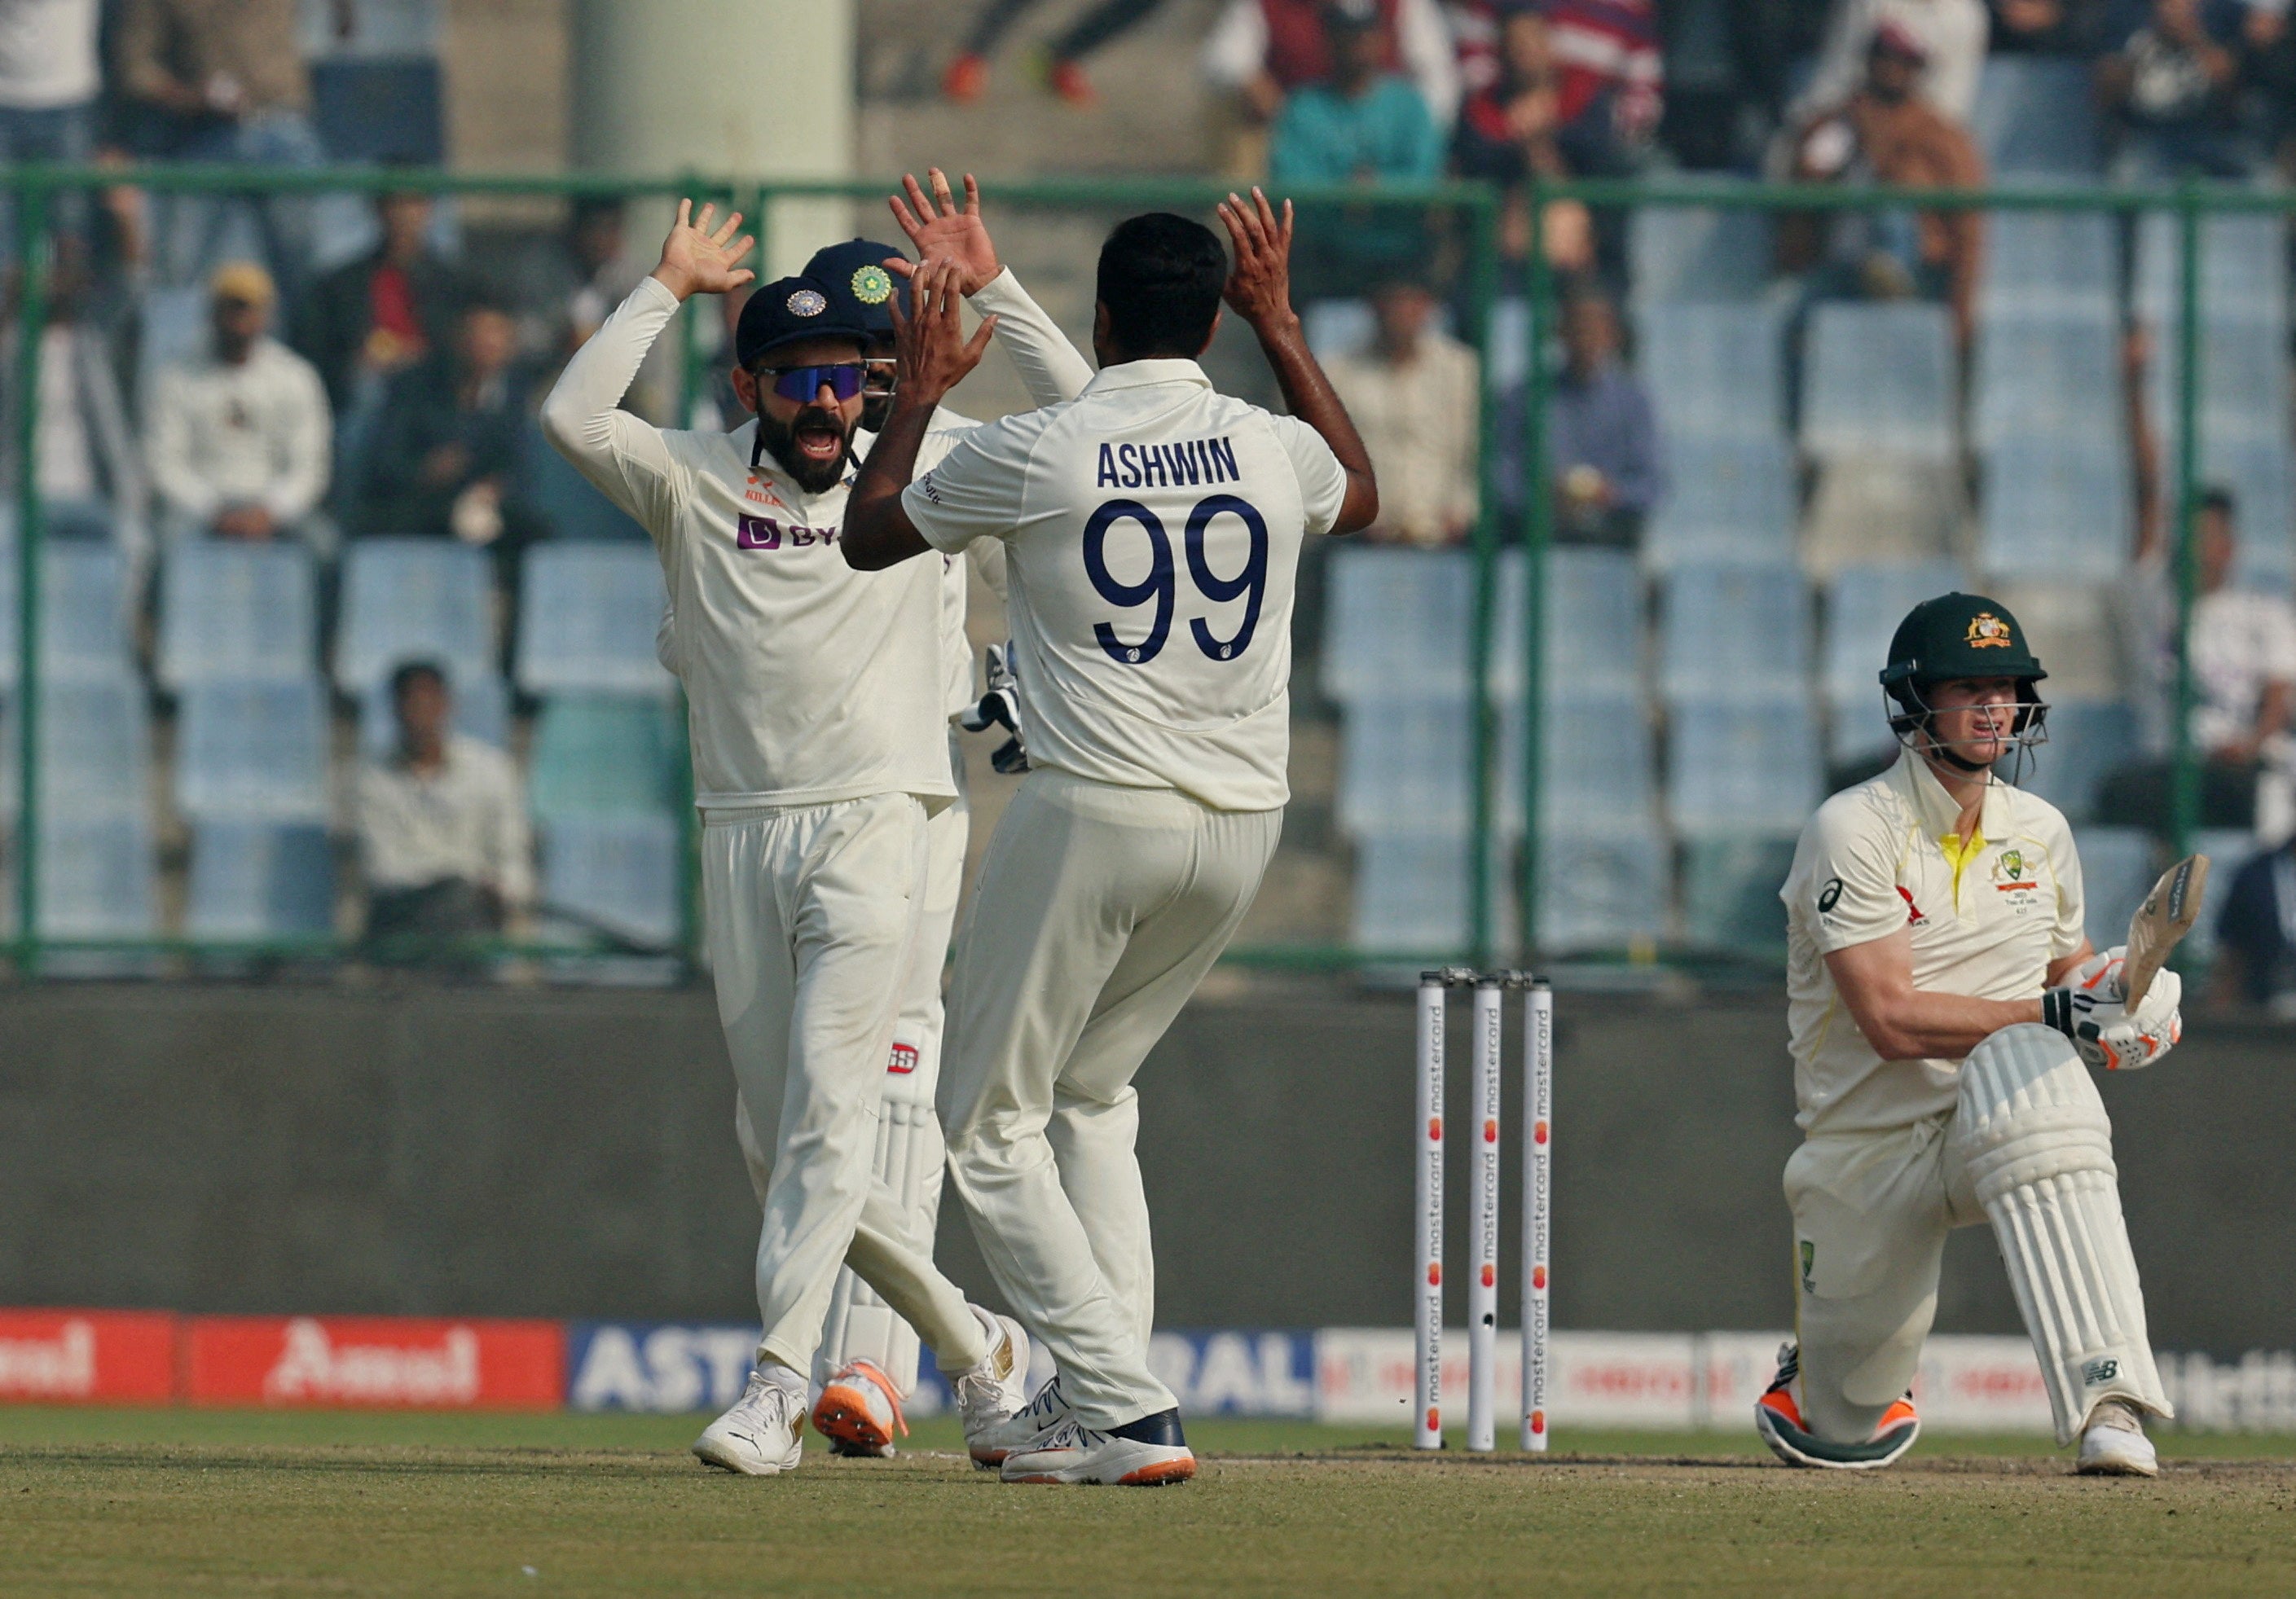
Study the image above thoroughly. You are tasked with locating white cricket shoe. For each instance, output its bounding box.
[950,1305,1036,1466]
[1001,1408,1196,1487]
[692,1371,804,1476]
[812,1358,906,1458]
[2077,1400,2159,1477]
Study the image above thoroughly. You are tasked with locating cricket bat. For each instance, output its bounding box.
[2122,854,2210,1009]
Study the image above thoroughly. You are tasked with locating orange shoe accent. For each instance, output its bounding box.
[1757,1386,1806,1431]
[1876,1396,1918,1431]
[811,1360,908,1452]
[1119,1455,1197,1486]
[943,54,988,103]
[1048,59,1097,107]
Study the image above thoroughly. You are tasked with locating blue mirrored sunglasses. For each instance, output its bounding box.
[764,362,868,403]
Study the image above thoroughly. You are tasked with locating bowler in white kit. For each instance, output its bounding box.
[542,198,1080,1477]
[844,191,1379,1485]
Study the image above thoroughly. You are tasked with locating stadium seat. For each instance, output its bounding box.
[0,543,135,688]
[1968,58,2102,178]
[1679,832,1798,951]
[539,815,681,947]
[334,538,496,694]
[1537,823,1669,953]
[515,543,672,696]
[528,693,681,820]
[174,679,331,824]
[2185,829,2253,964]
[2012,699,2135,825]
[1800,302,1956,463]
[0,814,157,939]
[1643,435,1797,571]
[184,821,335,938]
[1321,547,1479,702]
[1977,211,2117,320]
[1659,561,1810,702]
[1348,829,1506,956]
[1822,560,1964,762]
[1668,695,1823,834]
[134,285,209,411]
[156,542,318,687]
[2074,826,2157,953]
[1627,196,1773,305]
[1800,459,1961,576]
[1539,692,1656,829]
[1303,298,1375,359]
[1539,547,1640,699]
[2135,213,2289,331]
[357,669,511,757]
[1977,436,2133,582]
[2144,318,2293,450]
[2186,436,2296,594]
[1335,693,1476,837]
[1972,312,2123,450]
[0,674,150,822]
[1636,303,1787,441]
[1983,580,2122,701]
[521,424,646,543]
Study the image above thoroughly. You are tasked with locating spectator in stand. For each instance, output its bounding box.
[358,659,531,959]
[942,0,1168,107]
[0,0,99,257]
[1450,7,1610,268]
[143,260,332,549]
[354,297,537,560]
[2,258,143,549]
[295,188,477,419]
[1324,278,1479,545]
[1795,0,1990,124]
[1546,286,1663,546]
[2096,0,2254,179]
[1538,0,1665,159]
[1986,0,2109,53]
[1205,0,1460,175]
[1784,22,1988,345]
[2213,833,2296,1013]
[554,196,644,357]
[115,0,323,291]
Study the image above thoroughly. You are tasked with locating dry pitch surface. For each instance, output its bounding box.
[3,1409,2294,1597]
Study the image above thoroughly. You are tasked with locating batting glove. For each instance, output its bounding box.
[2046,965,2183,1072]
[958,642,1028,775]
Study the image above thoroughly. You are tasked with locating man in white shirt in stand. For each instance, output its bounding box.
[843,191,1378,1486]
[543,195,1084,1478]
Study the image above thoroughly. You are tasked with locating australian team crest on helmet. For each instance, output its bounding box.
[1966,612,2015,649]
[785,287,828,318]
[850,263,895,305]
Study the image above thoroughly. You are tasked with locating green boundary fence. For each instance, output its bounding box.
[0,165,2245,975]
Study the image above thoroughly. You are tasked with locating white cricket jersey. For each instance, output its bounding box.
[901,358,1348,811]
[1781,754,2087,1136]
[542,275,950,812]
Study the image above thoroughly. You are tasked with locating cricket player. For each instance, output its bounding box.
[1760,592,2184,1475]
[541,197,1078,1477]
[843,191,1379,1486]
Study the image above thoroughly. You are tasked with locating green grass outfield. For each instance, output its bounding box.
[3,1408,2294,1597]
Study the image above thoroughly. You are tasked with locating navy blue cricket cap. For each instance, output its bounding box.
[805,238,911,336]
[734,275,869,370]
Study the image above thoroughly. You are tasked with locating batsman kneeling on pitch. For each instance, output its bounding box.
[1759,592,2185,1477]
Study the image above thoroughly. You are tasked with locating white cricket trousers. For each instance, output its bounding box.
[939,768,1282,1430]
[703,793,987,1377]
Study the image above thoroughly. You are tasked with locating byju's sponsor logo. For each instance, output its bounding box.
[736,514,839,551]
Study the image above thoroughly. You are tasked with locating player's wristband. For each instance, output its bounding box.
[2042,987,2077,1039]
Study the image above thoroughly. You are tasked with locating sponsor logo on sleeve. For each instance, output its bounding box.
[1817,878,1844,915]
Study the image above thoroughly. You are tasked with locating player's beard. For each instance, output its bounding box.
[756,405,856,494]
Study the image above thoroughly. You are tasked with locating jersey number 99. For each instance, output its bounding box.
[1081,494,1269,666]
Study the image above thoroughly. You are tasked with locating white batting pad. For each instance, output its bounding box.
[814,1070,947,1399]
[1951,1025,2171,1443]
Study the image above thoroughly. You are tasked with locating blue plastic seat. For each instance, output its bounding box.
[1667,694,1823,834]
[1348,829,1506,956]
[1643,436,1797,571]
[1823,560,1964,761]
[174,678,331,824]
[1321,547,1479,702]
[521,424,646,543]
[156,542,317,687]
[1978,437,2132,582]
[134,286,209,410]
[1337,693,1480,837]
[1680,832,1799,951]
[1538,547,1639,699]
[1636,303,1787,442]
[0,674,149,822]
[1539,692,1655,828]
[2074,826,2157,953]
[334,538,495,694]
[1,814,156,939]
[358,669,511,758]
[1977,212,2117,320]
[1969,58,2102,178]
[2144,318,2292,451]
[2195,437,2295,593]
[1537,823,1669,952]
[1627,196,1773,305]
[1973,312,2122,450]
[1660,562,1809,702]
[2135,213,2288,331]
[0,543,134,688]
[185,821,335,938]
[539,815,681,947]
[528,693,681,820]
[1801,302,1955,463]
[1302,297,1375,360]
[516,543,672,696]
[2185,829,2253,964]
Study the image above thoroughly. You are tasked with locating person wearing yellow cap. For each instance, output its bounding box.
[145,260,333,549]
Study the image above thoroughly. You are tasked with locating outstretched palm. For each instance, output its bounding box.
[889,169,1000,295]
[652,200,756,301]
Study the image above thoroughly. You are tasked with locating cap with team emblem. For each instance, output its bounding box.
[735,274,869,369]
[1880,591,2047,695]
[804,239,912,336]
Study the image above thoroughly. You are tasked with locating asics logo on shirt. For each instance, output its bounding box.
[737,513,838,551]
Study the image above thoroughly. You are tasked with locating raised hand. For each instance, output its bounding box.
[889,169,1001,296]
[649,199,756,302]
[1216,187,1296,334]
[891,255,997,413]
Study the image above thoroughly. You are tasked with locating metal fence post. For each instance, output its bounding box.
[12,174,48,964]
[2171,185,2202,862]
[1519,182,1553,958]
[1467,190,1499,966]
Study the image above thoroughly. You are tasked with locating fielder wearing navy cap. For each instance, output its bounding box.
[732,275,871,485]
[806,239,912,335]
[735,274,869,370]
